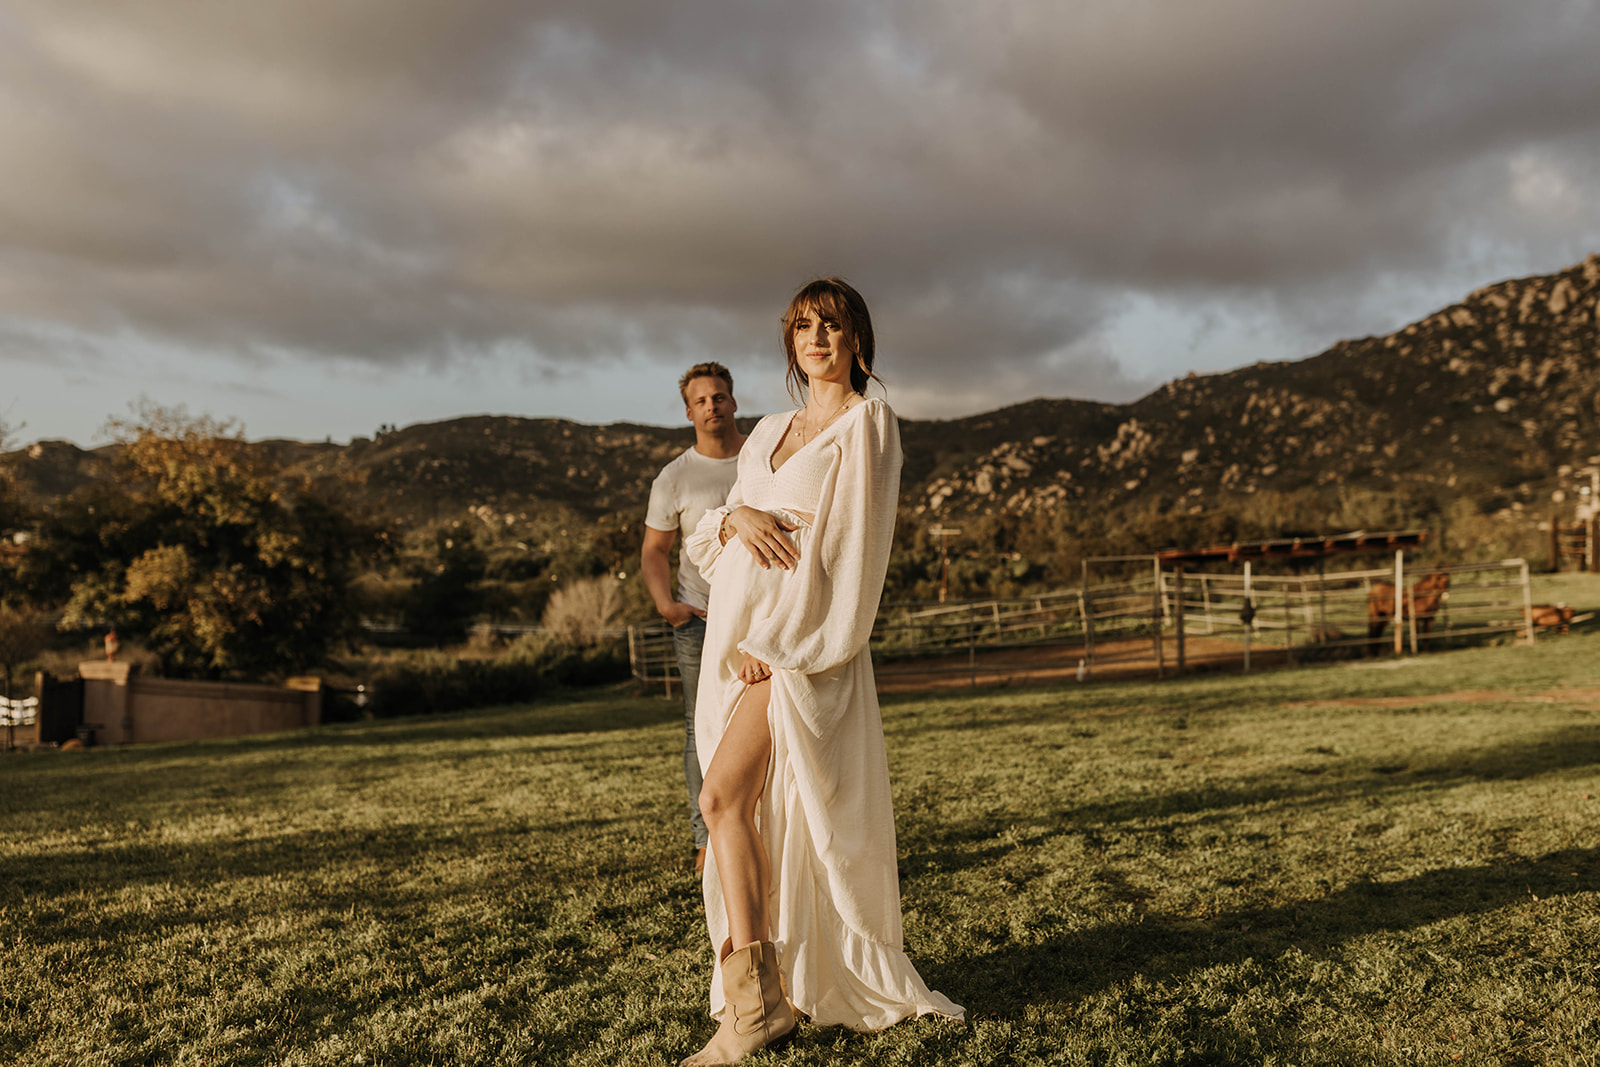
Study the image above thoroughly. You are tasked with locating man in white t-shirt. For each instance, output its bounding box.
[642,362,745,875]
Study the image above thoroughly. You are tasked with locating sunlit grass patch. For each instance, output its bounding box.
[4,641,1599,1065]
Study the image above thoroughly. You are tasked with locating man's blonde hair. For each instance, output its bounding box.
[678,362,735,403]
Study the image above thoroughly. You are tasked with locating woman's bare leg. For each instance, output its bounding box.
[699,679,773,949]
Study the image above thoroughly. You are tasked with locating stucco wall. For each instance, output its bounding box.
[79,663,321,745]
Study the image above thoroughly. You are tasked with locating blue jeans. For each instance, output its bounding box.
[672,615,710,849]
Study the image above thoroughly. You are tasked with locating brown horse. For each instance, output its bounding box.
[1367,571,1450,648]
[1529,603,1575,634]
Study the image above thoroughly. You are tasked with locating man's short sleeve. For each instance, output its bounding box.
[644,465,679,533]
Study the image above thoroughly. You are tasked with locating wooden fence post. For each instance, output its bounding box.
[1083,590,1095,666]
[1318,559,1328,643]
[1174,566,1186,672]
[1521,560,1536,645]
[1242,561,1253,674]
[968,604,977,687]
[1152,582,1164,680]
[1284,585,1295,665]
[1393,550,1405,657]
[1407,583,1419,655]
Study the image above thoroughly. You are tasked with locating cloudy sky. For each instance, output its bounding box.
[3,0,1599,446]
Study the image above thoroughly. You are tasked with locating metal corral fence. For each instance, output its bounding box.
[1162,558,1536,671]
[870,578,1191,684]
[872,590,1105,685]
[630,555,1544,691]
[871,555,1540,686]
[628,623,681,697]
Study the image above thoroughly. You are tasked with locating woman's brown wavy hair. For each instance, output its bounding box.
[781,277,880,402]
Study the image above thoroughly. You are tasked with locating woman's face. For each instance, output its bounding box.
[791,304,854,388]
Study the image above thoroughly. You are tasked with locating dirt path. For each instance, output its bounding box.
[872,635,1282,694]
[870,637,1600,702]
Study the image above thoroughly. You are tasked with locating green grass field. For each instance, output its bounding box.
[4,633,1599,1066]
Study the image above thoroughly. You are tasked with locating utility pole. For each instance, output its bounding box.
[929,525,963,603]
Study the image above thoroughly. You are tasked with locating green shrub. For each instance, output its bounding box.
[364,637,629,718]
[544,640,630,687]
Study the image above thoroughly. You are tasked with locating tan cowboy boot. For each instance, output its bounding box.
[680,941,797,1066]
[712,939,795,1010]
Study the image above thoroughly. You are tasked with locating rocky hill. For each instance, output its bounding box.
[9,256,1600,533]
[907,255,1600,523]
[7,416,699,527]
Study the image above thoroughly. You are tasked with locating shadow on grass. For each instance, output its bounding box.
[898,723,1600,874]
[921,845,1600,1016]
[8,686,675,765]
[1,807,708,1067]
[896,719,1600,1020]
[0,693,681,820]
[316,690,680,744]
[2,805,705,1038]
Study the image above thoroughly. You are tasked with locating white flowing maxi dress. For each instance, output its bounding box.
[683,397,964,1031]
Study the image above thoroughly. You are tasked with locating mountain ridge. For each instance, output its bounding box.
[9,256,1600,536]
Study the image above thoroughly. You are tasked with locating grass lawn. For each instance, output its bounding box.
[3,634,1599,1066]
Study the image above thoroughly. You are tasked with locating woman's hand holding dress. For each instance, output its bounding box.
[736,652,772,684]
[727,505,800,569]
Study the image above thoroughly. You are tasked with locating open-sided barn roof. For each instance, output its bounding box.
[1153,529,1429,565]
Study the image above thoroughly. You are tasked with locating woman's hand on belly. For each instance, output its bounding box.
[737,652,772,684]
[728,505,800,570]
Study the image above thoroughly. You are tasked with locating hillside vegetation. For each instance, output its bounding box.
[8,257,1600,609]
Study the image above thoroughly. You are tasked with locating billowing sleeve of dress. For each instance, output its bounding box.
[683,475,744,582]
[738,399,901,689]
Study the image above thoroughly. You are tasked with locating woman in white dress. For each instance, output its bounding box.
[679,279,963,1065]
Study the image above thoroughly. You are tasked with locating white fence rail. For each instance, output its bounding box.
[871,556,1538,684]
[1162,560,1535,671]
[0,694,38,727]
[629,556,1544,691]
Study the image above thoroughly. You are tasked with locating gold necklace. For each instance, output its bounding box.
[792,396,854,443]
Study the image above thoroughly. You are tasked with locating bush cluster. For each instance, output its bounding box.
[362,638,629,719]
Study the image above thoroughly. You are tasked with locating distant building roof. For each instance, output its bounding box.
[1153,529,1429,565]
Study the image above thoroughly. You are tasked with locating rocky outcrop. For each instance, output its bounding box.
[904,253,1600,519]
[8,255,1600,528]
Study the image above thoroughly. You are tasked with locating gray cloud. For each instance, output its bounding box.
[2,0,1600,420]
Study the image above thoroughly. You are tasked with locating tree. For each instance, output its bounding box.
[0,413,24,556]
[401,526,486,646]
[45,406,385,679]
[0,416,32,621]
[0,604,51,704]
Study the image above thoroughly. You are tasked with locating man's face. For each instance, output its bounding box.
[684,375,737,433]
